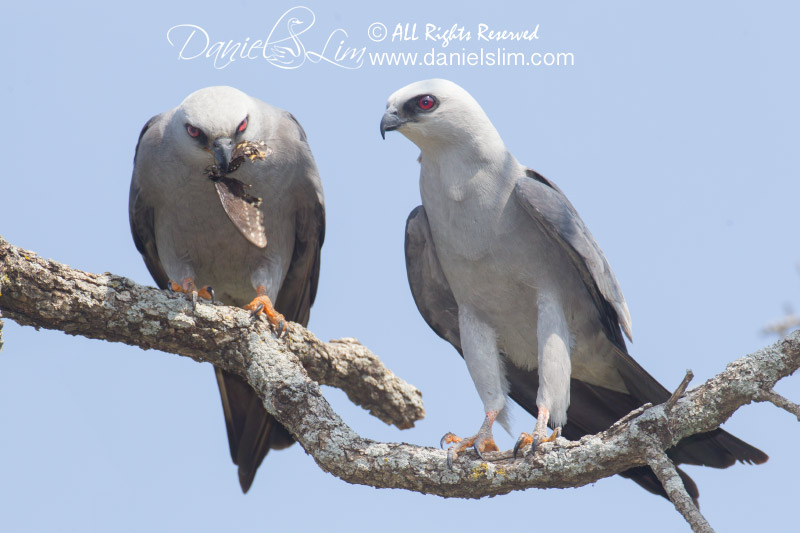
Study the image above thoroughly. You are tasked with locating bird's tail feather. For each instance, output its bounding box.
[215,368,295,493]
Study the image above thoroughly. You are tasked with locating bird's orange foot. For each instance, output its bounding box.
[512,428,560,458]
[513,406,561,458]
[169,278,214,308]
[244,286,286,338]
[440,411,499,468]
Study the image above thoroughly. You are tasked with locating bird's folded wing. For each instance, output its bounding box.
[129,113,169,290]
[405,205,462,353]
[514,170,632,345]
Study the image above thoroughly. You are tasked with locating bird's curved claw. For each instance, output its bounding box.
[473,442,485,461]
[244,292,287,339]
[440,432,461,450]
[169,279,213,310]
[440,428,497,469]
[515,427,561,458]
[513,432,533,459]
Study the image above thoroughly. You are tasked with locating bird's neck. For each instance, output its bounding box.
[419,139,519,206]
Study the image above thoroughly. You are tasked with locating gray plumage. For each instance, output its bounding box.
[383,79,766,503]
[130,86,324,492]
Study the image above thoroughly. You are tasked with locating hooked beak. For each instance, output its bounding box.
[212,137,234,174]
[380,110,408,139]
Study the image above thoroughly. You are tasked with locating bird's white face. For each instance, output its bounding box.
[169,86,255,174]
[380,78,490,149]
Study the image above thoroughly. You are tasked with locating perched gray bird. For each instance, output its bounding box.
[130,86,325,492]
[381,79,766,503]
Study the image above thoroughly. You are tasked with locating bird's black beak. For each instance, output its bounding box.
[213,137,234,174]
[380,111,407,139]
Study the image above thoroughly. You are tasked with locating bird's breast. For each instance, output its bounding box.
[152,165,296,304]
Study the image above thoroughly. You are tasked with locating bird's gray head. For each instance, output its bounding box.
[380,79,503,152]
[169,86,258,174]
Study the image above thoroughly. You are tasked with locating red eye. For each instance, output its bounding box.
[238,117,248,133]
[417,95,435,110]
[187,125,200,138]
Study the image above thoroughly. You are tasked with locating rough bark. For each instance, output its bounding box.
[646,450,714,533]
[0,237,423,429]
[1,236,798,531]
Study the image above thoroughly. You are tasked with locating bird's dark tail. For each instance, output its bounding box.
[215,368,294,493]
[669,427,768,468]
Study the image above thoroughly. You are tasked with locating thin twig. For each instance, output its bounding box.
[758,389,800,421]
[609,403,653,431]
[667,370,694,410]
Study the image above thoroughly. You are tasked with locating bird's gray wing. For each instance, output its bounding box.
[513,169,766,485]
[129,114,169,290]
[514,169,632,347]
[514,170,664,403]
[405,205,461,352]
[273,113,325,327]
[217,111,325,492]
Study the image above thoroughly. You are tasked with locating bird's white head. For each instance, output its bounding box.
[169,86,257,174]
[380,79,504,154]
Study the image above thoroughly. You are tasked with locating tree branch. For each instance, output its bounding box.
[0,237,423,429]
[1,235,798,530]
[646,450,714,533]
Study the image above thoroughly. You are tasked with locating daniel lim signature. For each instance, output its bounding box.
[167,6,366,70]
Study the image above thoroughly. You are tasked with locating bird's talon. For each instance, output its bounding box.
[513,432,533,459]
[439,432,462,449]
[446,448,457,469]
[546,427,562,443]
[528,436,541,457]
[473,442,485,461]
[168,279,213,309]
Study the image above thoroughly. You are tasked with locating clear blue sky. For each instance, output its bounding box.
[2,2,798,531]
